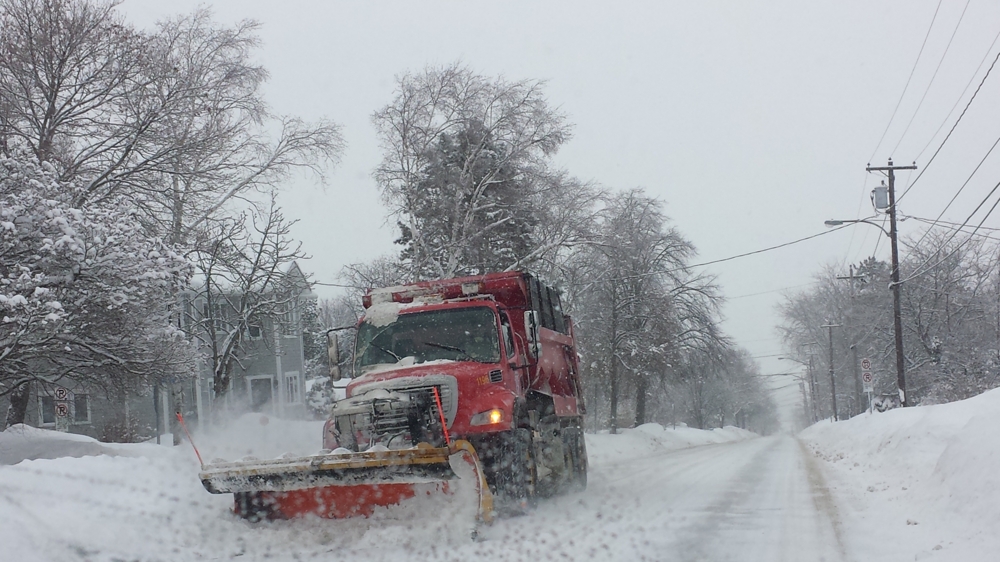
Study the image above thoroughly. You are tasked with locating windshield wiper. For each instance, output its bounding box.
[370,341,401,362]
[421,341,476,361]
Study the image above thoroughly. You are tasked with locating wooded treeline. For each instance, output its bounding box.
[779,230,1000,421]
[1,0,776,435]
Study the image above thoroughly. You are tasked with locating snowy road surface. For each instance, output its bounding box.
[535,433,846,562]
[1,422,852,562]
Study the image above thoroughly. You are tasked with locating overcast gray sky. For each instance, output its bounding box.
[124,0,1000,388]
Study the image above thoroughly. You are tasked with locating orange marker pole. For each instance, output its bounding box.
[175,412,204,467]
[432,387,451,446]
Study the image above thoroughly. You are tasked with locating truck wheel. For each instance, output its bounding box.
[564,426,588,492]
[494,428,536,514]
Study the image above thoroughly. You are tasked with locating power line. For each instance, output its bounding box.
[901,177,1000,284]
[905,214,1000,233]
[565,224,852,287]
[906,132,1000,252]
[868,0,944,163]
[890,0,972,156]
[674,225,852,272]
[870,214,889,257]
[845,171,872,265]
[896,43,1000,205]
[727,282,818,300]
[750,353,784,359]
[915,25,1000,162]
[907,216,1000,242]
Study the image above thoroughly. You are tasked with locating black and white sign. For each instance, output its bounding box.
[862,371,874,393]
[55,402,70,417]
[54,387,68,400]
[861,358,872,371]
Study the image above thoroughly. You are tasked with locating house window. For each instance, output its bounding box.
[286,373,300,404]
[39,396,55,425]
[248,324,262,339]
[72,394,90,424]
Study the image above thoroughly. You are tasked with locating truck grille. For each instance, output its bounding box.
[386,384,454,425]
[351,375,458,428]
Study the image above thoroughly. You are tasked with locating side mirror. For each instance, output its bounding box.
[327,331,342,381]
[523,310,540,358]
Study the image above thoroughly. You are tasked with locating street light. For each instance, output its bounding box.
[823,218,889,235]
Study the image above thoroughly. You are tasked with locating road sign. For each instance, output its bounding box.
[861,358,872,371]
[862,371,874,393]
[55,402,70,417]
[54,387,68,400]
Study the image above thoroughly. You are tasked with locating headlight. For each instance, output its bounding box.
[470,408,504,426]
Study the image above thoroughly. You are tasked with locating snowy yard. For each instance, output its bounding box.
[3,390,1000,561]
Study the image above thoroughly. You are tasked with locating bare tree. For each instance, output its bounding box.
[0,1,344,241]
[0,0,148,173]
[186,195,309,406]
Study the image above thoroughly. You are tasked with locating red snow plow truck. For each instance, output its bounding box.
[199,271,588,526]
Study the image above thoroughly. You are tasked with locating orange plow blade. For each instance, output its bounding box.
[200,440,493,525]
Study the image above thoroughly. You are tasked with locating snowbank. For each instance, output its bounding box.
[588,422,757,465]
[0,424,164,465]
[802,387,1000,561]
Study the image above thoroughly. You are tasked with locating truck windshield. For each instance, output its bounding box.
[355,307,501,372]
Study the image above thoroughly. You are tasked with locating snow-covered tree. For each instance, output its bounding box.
[1,154,192,427]
[372,63,589,280]
[780,232,1000,412]
[571,190,728,432]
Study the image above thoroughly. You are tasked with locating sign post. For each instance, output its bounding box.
[861,360,874,413]
[54,386,70,432]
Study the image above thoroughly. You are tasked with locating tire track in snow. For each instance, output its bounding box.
[799,437,850,561]
[665,436,850,562]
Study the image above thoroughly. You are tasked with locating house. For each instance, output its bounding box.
[177,261,317,429]
[2,262,318,441]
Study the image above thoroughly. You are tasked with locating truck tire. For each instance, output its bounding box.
[564,426,588,492]
[493,428,536,514]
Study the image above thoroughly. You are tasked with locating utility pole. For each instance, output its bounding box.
[808,355,818,422]
[822,323,841,421]
[851,344,860,417]
[836,264,866,417]
[866,159,917,407]
[796,341,820,423]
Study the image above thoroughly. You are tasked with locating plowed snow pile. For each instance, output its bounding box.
[801,387,1000,561]
[0,417,754,562]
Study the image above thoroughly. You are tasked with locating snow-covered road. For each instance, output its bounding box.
[508,434,847,562]
[1,423,852,561]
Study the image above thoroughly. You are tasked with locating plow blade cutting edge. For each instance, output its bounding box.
[199,440,493,524]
